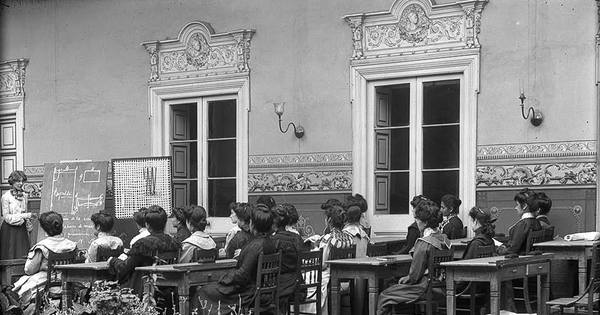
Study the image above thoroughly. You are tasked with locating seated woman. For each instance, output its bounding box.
[534,192,553,229]
[224,202,254,259]
[179,205,216,263]
[219,202,242,258]
[170,207,191,245]
[302,204,354,315]
[440,194,464,239]
[343,204,370,315]
[376,200,450,315]
[12,211,77,315]
[108,205,180,291]
[194,204,277,314]
[462,206,496,260]
[129,207,149,248]
[497,188,542,255]
[272,203,304,300]
[86,211,123,263]
[344,193,370,237]
[319,198,343,236]
[394,195,428,254]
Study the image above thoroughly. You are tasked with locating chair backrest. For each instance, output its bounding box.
[213,236,226,250]
[47,250,78,288]
[526,229,553,253]
[154,249,179,265]
[297,249,323,289]
[543,226,555,240]
[254,251,282,313]
[191,247,218,263]
[96,246,124,262]
[463,226,468,238]
[427,248,454,286]
[329,245,356,260]
[474,245,496,258]
[367,243,388,257]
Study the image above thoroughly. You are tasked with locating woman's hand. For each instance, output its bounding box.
[398,276,410,284]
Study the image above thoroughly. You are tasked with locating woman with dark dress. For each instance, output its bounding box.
[108,205,180,292]
[179,205,216,263]
[395,195,429,254]
[497,188,542,255]
[0,170,35,260]
[440,194,464,239]
[377,200,450,315]
[462,206,496,260]
[224,202,254,259]
[272,203,304,299]
[170,206,191,244]
[194,204,277,314]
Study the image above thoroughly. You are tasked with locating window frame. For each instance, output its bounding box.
[351,55,479,235]
[149,76,249,233]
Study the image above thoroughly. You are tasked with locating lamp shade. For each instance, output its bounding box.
[273,102,285,116]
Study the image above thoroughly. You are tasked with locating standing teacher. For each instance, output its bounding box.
[0,170,34,259]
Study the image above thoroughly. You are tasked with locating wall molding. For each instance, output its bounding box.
[248,170,352,193]
[477,162,596,189]
[249,151,352,170]
[477,140,596,161]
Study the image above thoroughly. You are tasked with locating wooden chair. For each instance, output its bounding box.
[191,247,218,263]
[413,248,455,315]
[213,236,226,251]
[516,228,555,313]
[154,250,179,265]
[96,246,124,262]
[367,243,388,257]
[453,245,496,315]
[545,241,600,315]
[253,251,282,315]
[290,249,323,315]
[35,250,78,312]
[329,245,356,260]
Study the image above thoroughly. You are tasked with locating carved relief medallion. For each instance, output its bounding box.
[398,4,430,43]
[185,33,211,68]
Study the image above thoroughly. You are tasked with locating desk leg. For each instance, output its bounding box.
[330,270,340,315]
[578,256,587,295]
[62,278,70,309]
[445,270,455,315]
[178,285,189,315]
[541,270,550,315]
[490,276,500,315]
[367,274,377,315]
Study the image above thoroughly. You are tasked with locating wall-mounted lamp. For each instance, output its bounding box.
[273,102,304,138]
[519,92,543,126]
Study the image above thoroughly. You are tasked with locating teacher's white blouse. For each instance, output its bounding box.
[1,190,28,225]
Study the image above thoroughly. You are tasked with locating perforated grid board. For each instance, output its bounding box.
[112,157,172,219]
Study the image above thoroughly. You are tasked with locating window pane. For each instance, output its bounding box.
[208,139,236,177]
[208,179,236,217]
[171,104,197,140]
[390,172,409,214]
[422,170,459,205]
[390,129,409,170]
[423,125,459,169]
[422,79,460,125]
[390,84,410,127]
[208,99,236,139]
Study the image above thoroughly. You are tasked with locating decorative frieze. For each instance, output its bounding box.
[477,141,596,161]
[0,59,28,99]
[477,162,597,188]
[248,170,352,193]
[249,152,352,169]
[344,0,487,60]
[141,21,254,82]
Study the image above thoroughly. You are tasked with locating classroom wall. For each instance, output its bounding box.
[1,0,597,234]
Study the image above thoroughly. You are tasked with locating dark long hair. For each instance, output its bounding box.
[469,206,495,239]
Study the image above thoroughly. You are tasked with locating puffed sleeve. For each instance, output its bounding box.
[462,239,481,260]
[506,221,529,255]
[406,240,429,284]
[179,242,194,264]
[24,249,43,275]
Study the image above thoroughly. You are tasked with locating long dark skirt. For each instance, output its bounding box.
[376,278,428,315]
[0,223,29,260]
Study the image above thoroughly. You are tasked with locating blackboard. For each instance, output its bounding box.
[38,161,109,249]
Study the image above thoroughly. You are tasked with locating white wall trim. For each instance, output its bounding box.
[0,59,28,172]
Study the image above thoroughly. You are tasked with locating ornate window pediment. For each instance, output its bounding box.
[0,59,28,100]
[344,0,487,60]
[141,21,254,83]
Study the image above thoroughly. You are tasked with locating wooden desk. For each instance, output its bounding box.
[136,259,237,315]
[371,236,406,254]
[533,239,596,295]
[55,261,114,307]
[0,259,26,286]
[449,238,472,259]
[328,255,412,315]
[442,254,552,315]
